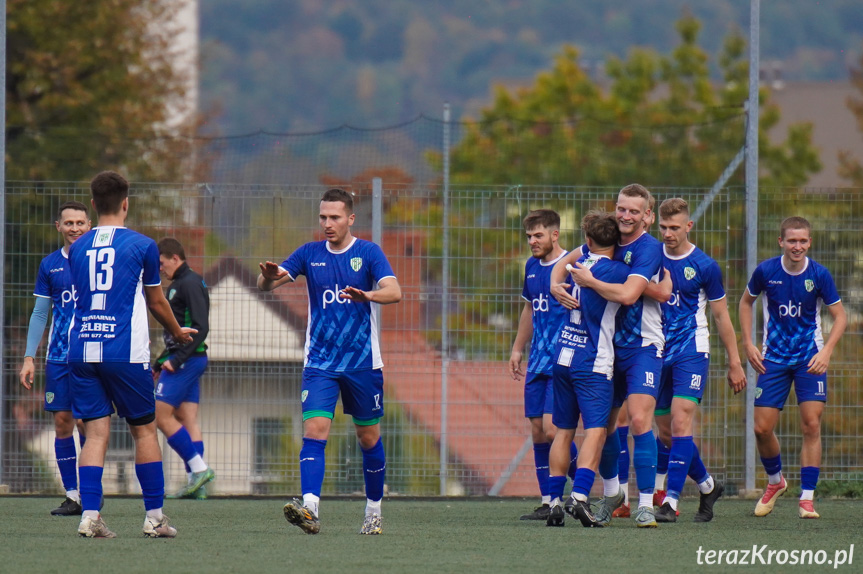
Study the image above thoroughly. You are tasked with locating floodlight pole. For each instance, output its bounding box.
[744,0,760,496]
[440,102,451,495]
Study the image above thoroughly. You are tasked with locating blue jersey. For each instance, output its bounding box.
[33,248,77,363]
[746,256,841,364]
[555,253,629,377]
[662,245,726,363]
[68,226,162,363]
[613,232,664,350]
[281,237,396,371]
[521,251,569,375]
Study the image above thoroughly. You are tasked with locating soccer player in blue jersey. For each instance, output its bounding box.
[509,209,578,521]
[154,238,215,499]
[545,210,628,527]
[563,183,669,528]
[258,188,402,535]
[651,198,747,523]
[19,201,91,516]
[739,216,846,520]
[68,171,195,538]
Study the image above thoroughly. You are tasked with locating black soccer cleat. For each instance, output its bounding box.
[655,502,678,523]
[520,504,551,521]
[51,497,83,516]
[546,504,565,527]
[694,481,724,523]
[572,499,604,528]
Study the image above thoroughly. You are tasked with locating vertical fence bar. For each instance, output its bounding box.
[0,0,8,487]
[440,103,451,495]
[744,0,760,495]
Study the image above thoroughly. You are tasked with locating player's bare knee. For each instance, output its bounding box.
[800,419,822,439]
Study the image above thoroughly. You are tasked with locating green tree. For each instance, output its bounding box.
[839,46,863,187]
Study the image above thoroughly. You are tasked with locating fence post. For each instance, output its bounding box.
[440,102,451,495]
[0,0,8,487]
[744,0,760,496]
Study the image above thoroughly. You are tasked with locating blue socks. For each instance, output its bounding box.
[361,438,386,502]
[300,438,327,497]
[656,436,671,475]
[688,443,709,483]
[761,454,782,477]
[617,426,630,483]
[55,436,78,492]
[632,431,658,493]
[666,436,695,500]
[533,442,551,497]
[572,468,596,499]
[548,475,567,502]
[79,466,103,512]
[184,440,205,474]
[567,442,579,482]
[135,461,165,511]
[599,430,621,480]
[801,466,819,492]
[167,427,198,464]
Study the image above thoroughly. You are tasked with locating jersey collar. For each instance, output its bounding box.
[326,236,356,254]
[781,256,809,276]
[662,244,696,261]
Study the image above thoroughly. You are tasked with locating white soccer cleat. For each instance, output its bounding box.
[360,513,382,535]
[143,515,178,538]
[78,515,117,538]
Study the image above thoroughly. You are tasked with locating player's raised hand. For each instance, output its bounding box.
[508,351,524,381]
[743,342,766,375]
[551,281,579,310]
[727,362,747,394]
[339,286,371,303]
[259,261,288,281]
[19,357,35,390]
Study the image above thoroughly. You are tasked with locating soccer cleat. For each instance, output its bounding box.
[143,515,177,538]
[655,502,677,523]
[571,499,603,528]
[194,485,208,500]
[693,481,725,523]
[171,467,215,499]
[652,489,666,508]
[563,496,576,519]
[798,500,820,519]
[51,497,83,516]
[360,513,382,535]
[754,477,787,517]
[77,515,117,538]
[612,503,631,518]
[283,498,321,534]
[593,488,625,526]
[520,504,551,520]
[633,505,658,528]
[546,504,565,527]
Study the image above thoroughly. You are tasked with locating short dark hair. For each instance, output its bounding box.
[56,200,89,221]
[90,171,129,215]
[157,237,186,261]
[658,197,690,220]
[619,183,653,210]
[581,210,620,248]
[780,216,811,239]
[522,209,560,232]
[320,188,354,213]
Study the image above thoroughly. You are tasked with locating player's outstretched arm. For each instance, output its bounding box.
[807,301,847,375]
[340,276,402,305]
[709,297,747,394]
[144,285,196,345]
[509,302,533,381]
[571,265,647,306]
[738,290,765,375]
[643,268,672,303]
[549,250,579,309]
[257,261,292,292]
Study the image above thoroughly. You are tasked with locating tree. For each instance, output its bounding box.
[839,45,863,187]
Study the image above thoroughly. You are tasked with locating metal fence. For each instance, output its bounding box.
[2,181,861,498]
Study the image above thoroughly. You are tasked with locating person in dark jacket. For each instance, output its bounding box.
[154,237,214,499]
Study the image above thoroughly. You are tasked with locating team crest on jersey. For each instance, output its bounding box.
[45,392,54,404]
[301,390,308,403]
[168,288,176,300]
[684,266,696,280]
[350,257,363,272]
[624,251,632,264]
[93,228,114,247]
[805,279,814,292]
[755,387,763,399]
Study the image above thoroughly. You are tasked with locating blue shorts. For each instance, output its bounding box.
[552,363,613,430]
[613,345,663,408]
[656,352,709,412]
[70,362,156,421]
[755,359,827,410]
[155,355,207,408]
[302,368,384,424]
[44,361,73,412]
[524,372,554,418]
